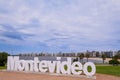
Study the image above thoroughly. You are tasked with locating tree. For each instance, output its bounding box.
[79,53,84,63]
[85,53,90,62]
[73,57,78,62]
[101,54,106,64]
[113,55,119,60]
[0,52,10,66]
[109,54,120,66]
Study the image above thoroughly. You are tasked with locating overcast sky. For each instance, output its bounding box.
[0,0,120,54]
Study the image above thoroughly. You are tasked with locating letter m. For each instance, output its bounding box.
[7,56,19,71]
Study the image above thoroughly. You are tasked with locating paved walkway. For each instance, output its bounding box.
[0,71,120,80]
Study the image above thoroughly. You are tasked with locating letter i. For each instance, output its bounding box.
[56,57,61,74]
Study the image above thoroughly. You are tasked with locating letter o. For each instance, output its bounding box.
[18,60,25,71]
[83,62,96,76]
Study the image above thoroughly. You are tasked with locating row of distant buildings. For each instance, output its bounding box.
[18,50,120,58]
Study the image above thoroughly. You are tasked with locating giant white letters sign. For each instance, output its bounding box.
[7,56,96,76]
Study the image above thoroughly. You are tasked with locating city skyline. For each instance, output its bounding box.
[0,0,120,54]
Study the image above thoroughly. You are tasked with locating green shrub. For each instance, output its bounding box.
[109,59,120,66]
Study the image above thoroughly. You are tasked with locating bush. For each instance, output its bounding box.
[109,60,120,66]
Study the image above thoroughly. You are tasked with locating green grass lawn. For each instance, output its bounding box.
[65,64,120,77]
[96,66,120,77]
[0,66,6,70]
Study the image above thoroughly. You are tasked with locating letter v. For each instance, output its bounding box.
[47,61,56,73]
